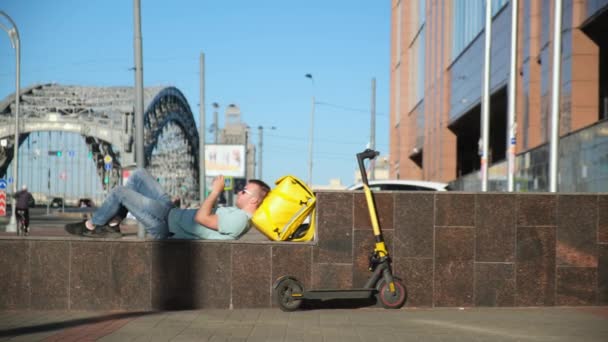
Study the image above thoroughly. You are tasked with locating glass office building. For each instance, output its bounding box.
[390,0,608,191]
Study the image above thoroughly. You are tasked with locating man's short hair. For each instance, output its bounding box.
[248,179,271,201]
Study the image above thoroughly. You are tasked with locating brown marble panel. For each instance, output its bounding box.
[598,245,608,305]
[315,192,354,264]
[150,241,193,310]
[435,193,475,227]
[272,245,312,289]
[354,192,394,230]
[312,263,352,289]
[70,241,121,310]
[435,227,475,261]
[30,241,69,310]
[394,193,434,258]
[434,224,475,307]
[556,267,597,305]
[232,244,271,308]
[0,240,30,309]
[598,195,608,243]
[517,194,557,226]
[191,243,232,309]
[515,227,556,306]
[475,263,515,307]
[393,257,433,307]
[112,242,151,310]
[434,260,474,307]
[352,230,394,287]
[476,194,516,262]
[557,195,598,267]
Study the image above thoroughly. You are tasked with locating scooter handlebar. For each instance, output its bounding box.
[356,149,380,187]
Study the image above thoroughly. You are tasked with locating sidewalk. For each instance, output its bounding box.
[1,307,607,341]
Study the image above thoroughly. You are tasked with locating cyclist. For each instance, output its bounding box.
[13,185,34,235]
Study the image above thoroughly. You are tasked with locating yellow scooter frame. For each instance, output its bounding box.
[273,149,407,311]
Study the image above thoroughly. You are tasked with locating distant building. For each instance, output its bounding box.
[218,104,256,180]
[313,178,347,190]
[353,154,390,184]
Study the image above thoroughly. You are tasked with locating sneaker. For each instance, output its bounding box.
[82,225,122,239]
[65,220,88,236]
[107,223,121,234]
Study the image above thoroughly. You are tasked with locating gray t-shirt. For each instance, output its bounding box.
[167,207,252,240]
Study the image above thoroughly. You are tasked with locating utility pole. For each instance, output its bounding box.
[133,0,145,238]
[258,126,263,179]
[507,0,519,192]
[549,0,563,192]
[370,77,376,180]
[212,102,219,144]
[305,74,315,186]
[257,126,276,181]
[481,0,493,192]
[199,53,206,199]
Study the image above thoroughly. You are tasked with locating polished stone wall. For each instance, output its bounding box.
[1,191,606,310]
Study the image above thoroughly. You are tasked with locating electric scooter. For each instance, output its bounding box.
[273,149,407,311]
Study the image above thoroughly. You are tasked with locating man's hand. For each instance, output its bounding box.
[211,175,225,194]
[194,175,225,230]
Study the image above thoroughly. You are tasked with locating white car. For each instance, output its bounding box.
[347,180,449,192]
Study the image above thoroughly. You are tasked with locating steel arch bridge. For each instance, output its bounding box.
[0,83,200,203]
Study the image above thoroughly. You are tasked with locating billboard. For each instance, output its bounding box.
[205,144,246,177]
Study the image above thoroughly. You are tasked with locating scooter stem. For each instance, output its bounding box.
[356,149,388,258]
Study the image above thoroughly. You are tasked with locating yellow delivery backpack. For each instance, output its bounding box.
[252,175,315,242]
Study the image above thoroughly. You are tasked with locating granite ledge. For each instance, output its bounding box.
[0,235,318,245]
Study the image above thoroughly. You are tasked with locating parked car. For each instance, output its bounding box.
[347,180,449,192]
[50,197,64,207]
[78,198,95,207]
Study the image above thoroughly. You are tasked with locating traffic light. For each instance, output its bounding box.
[56,151,62,157]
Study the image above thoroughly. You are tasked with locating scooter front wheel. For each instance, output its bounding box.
[274,277,304,312]
[376,278,407,309]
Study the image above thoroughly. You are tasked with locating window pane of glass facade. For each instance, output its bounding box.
[419,0,426,25]
[452,0,508,60]
[417,27,426,102]
[396,1,402,62]
[409,1,426,108]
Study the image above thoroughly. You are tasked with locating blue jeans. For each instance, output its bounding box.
[91,169,174,239]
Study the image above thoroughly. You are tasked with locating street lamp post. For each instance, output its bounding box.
[257,125,276,180]
[0,11,21,233]
[305,74,315,186]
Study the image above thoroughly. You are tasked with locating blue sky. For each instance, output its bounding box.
[1,0,390,186]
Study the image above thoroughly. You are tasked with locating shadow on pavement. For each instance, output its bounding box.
[300,298,378,310]
[0,311,152,338]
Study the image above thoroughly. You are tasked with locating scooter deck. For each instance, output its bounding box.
[301,288,375,300]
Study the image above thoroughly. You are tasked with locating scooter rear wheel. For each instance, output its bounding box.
[274,278,304,312]
[376,278,407,309]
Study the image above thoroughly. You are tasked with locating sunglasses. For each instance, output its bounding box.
[240,189,254,196]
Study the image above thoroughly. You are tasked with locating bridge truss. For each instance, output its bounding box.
[0,83,200,203]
